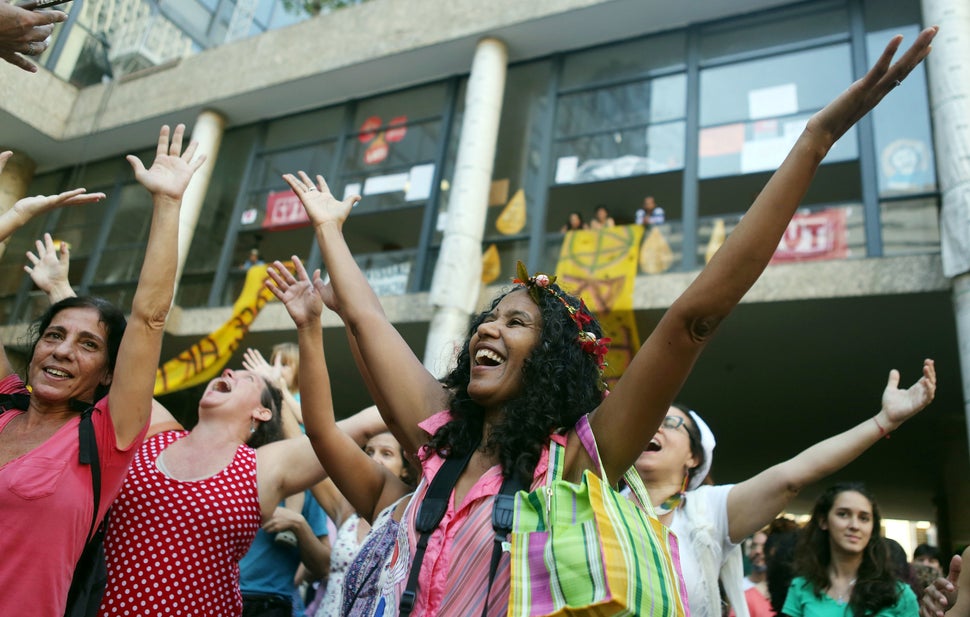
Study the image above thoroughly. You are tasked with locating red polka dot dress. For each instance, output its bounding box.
[98,430,261,617]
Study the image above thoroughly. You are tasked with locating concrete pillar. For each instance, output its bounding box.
[0,151,37,262]
[174,109,226,294]
[922,0,970,546]
[423,37,508,377]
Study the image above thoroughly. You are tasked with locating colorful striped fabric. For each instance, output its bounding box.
[508,415,689,617]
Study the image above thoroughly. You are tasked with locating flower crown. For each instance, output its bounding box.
[513,261,611,393]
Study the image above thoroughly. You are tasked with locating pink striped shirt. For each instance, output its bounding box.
[398,411,566,617]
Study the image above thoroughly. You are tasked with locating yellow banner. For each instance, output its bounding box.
[154,263,283,395]
[555,225,643,388]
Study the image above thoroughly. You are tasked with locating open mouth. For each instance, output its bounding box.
[212,379,232,393]
[645,439,662,452]
[475,348,506,367]
[43,367,72,378]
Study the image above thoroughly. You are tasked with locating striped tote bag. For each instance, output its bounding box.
[508,415,689,617]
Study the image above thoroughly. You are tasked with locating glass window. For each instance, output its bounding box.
[699,5,849,61]
[560,31,686,89]
[93,183,154,285]
[700,44,851,127]
[699,44,855,179]
[867,26,936,197]
[554,73,686,185]
[264,108,344,150]
[880,197,940,257]
[182,126,260,279]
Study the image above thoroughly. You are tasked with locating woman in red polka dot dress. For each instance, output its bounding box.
[97,368,382,616]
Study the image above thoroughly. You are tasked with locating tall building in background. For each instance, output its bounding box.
[38,0,313,84]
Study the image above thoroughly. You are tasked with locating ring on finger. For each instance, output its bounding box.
[894,79,902,88]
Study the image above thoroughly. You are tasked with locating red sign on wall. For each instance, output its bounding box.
[263,190,310,230]
[771,208,848,263]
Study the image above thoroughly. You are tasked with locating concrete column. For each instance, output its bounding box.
[174,109,226,294]
[0,151,37,262]
[922,0,970,546]
[423,37,508,377]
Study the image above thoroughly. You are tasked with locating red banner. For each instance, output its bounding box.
[771,208,848,263]
[263,190,310,230]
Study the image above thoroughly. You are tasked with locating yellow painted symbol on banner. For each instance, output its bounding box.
[153,263,291,395]
[496,188,526,235]
[481,243,501,285]
[555,225,643,388]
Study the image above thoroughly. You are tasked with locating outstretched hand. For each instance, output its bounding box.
[920,554,962,617]
[11,186,106,227]
[282,171,359,229]
[808,26,937,147]
[266,256,324,329]
[25,232,69,294]
[880,358,936,429]
[127,124,206,202]
[242,347,282,386]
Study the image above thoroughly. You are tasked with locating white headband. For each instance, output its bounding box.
[687,410,716,491]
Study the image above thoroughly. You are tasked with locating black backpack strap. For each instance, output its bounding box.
[0,393,30,414]
[77,404,101,544]
[399,446,475,617]
[481,472,526,617]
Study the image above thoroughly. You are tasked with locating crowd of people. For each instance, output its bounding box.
[559,197,666,233]
[0,12,962,617]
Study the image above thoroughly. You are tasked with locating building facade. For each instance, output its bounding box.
[2,0,968,550]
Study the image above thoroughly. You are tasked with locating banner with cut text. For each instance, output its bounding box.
[154,263,286,395]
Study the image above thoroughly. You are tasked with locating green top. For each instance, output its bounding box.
[782,576,918,617]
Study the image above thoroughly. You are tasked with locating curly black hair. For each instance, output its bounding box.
[793,482,900,617]
[426,283,605,486]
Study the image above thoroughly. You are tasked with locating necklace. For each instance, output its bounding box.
[833,578,857,605]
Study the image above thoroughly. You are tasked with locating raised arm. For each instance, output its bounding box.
[588,27,938,482]
[0,151,105,379]
[724,360,935,541]
[266,257,411,522]
[283,172,447,454]
[108,124,205,448]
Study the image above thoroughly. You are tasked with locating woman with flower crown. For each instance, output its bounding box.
[278,26,937,617]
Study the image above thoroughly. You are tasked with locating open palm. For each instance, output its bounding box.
[266,257,323,329]
[127,124,206,200]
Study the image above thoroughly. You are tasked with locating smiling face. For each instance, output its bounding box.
[748,531,767,571]
[28,306,112,406]
[467,289,542,414]
[821,490,874,556]
[634,406,698,486]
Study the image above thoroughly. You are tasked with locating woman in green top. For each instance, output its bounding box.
[783,483,918,617]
